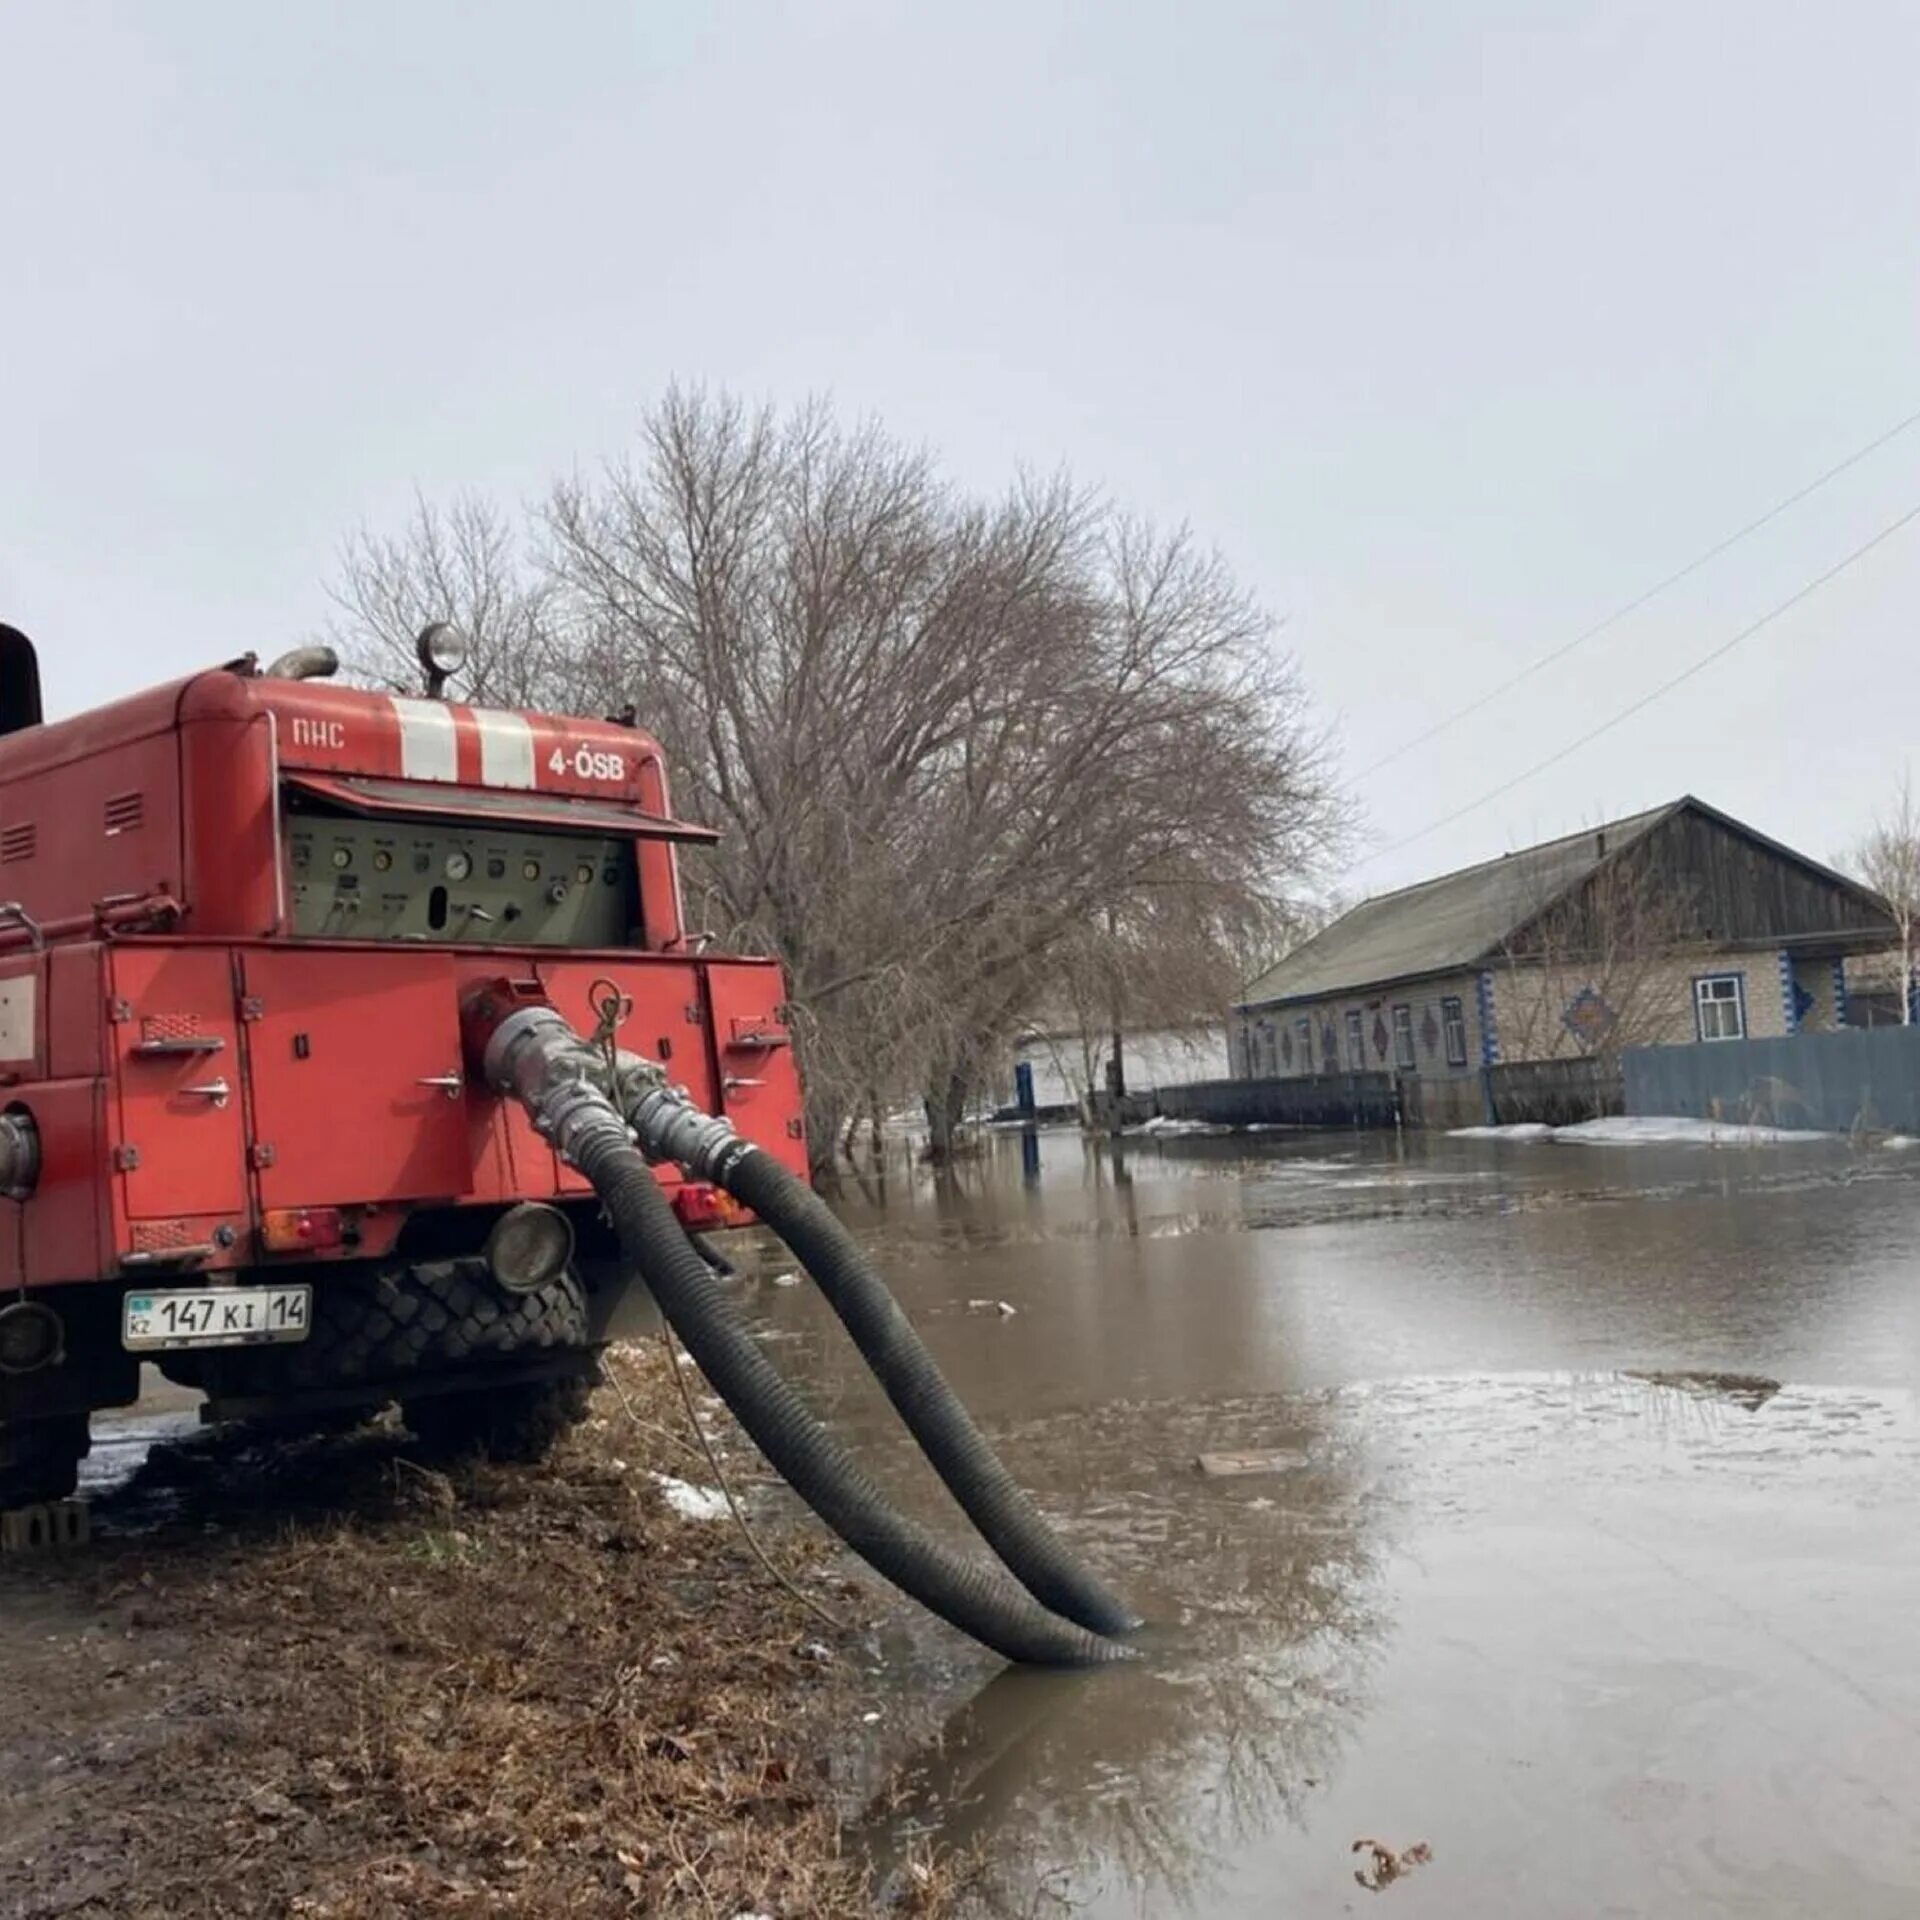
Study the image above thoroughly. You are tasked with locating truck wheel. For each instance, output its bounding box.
[404,1375,594,1465]
[262,1263,592,1392]
[0,1415,90,1507]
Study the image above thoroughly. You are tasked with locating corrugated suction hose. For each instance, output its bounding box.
[572,1123,1126,1665]
[712,1148,1141,1637]
[470,990,1132,1667]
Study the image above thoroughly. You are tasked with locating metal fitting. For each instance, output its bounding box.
[624,1082,753,1183]
[471,986,756,1184]
[538,1079,633,1169]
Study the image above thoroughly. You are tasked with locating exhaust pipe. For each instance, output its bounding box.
[264,645,340,682]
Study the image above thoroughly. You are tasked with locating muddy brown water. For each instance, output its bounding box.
[749,1126,1920,1917]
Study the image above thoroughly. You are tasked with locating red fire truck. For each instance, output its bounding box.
[0,626,806,1505]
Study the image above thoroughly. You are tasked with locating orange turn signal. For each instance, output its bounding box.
[670,1183,754,1232]
[261,1206,345,1254]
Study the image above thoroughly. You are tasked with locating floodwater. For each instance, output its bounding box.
[756,1126,1920,1917]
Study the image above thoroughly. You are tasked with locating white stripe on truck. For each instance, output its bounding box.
[472,707,537,789]
[389,696,460,782]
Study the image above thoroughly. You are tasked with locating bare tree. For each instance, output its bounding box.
[323,391,1345,1162]
[1497,846,1697,1061]
[326,492,567,709]
[1845,772,1920,1025]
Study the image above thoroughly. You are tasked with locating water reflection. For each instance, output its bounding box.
[860,1380,1388,1912]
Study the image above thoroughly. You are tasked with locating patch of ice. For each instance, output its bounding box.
[1127,1114,1222,1135]
[1557,1115,1829,1147]
[652,1473,729,1521]
[1880,1134,1920,1149]
[1452,1116,1830,1148]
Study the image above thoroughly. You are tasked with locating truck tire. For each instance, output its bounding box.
[404,1374,594,1464]
[0,1414,90,1507]
[228,1263,591,1394]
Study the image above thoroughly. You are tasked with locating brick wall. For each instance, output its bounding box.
[1237,950,1824,1077]
[1232,973,1486,1082]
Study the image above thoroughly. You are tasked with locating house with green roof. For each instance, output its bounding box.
[1231,798,1897,1120]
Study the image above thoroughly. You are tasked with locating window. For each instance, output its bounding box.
[1295,1018,1313,1076]
[1392,1004,1416,1069]
[1345,1009,1365,1071]
[1441,995,1468,1068]
[1694,973,1746,1042]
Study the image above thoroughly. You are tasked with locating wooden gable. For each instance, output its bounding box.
[1504,799,1894,959]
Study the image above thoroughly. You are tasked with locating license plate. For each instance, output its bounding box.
[122,1284,312,1351]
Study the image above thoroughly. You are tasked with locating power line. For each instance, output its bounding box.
[1352,494,1920,870]
[1350,405,1920,781]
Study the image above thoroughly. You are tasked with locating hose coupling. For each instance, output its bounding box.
[625,1081,754,1183]
[534,1078,633,1169]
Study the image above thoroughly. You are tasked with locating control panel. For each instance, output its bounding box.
[284,807,638,947]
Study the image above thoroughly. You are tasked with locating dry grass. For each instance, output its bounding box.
[0,1347,975,1919]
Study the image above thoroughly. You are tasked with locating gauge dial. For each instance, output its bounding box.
[444,851,473,881]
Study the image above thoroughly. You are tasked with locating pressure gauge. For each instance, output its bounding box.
[330,846,352,870]
[575,861,594,886]
[522,859,541,881]
[372,849,393,873]
[444,851,472,882]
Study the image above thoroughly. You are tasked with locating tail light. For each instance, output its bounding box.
[261,1206,345,1254]
[670,1183,753,1232]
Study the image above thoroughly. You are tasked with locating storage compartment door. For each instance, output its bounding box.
[110,948,250,1219]
[702,961,809,1176]
[241,950,474,1208]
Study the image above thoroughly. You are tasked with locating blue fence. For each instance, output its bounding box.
[1622,1025,1920,1132]
[1156,1072,1400,1129]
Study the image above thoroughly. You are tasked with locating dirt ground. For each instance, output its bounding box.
[0,1348,967,1920]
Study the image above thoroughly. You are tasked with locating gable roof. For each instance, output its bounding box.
[1238,796,1886,1010]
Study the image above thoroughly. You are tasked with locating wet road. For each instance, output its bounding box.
[759,1127,1920,1917]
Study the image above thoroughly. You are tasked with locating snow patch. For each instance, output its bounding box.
[1881,1134,1920,1150]
[1558,1115,1830,1146]
[652,1474,729,1522]
[1452,1115,1831,1148]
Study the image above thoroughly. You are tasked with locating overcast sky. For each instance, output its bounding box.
[5,2,1917,895]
